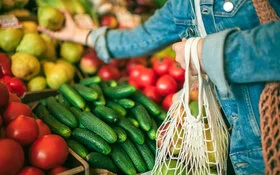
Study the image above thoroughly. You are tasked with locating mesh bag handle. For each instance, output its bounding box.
[251,0,280,174]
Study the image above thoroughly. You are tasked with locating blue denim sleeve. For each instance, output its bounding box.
[93,1,181,63]
[202,21,280,96]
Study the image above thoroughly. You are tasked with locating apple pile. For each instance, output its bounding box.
[0,82,69,175]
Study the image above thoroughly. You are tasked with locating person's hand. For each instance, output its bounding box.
[172,38,205,75]
[37,9,91,45]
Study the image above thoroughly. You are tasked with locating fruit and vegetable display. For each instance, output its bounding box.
[32,77,166,174]
[0,82,70,175]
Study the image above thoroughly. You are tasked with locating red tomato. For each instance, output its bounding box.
[156,75,178,96]
[29,134,69,170]
[168,62,185,83]
[129,64,145,80]
[19,166,45,175]
[128,79,141,90]
[126,57,147,73]
[138,68,157,88]
[97,65,120,81]
[0,115,2,126]
[48,166,68,175]
[36,119,51,138]
[3,102,32,125]
[0,82,9,107]
[8,92,21,103]
[152,56,174,76]
[143,85,162,103]
[108,59,127,69]
[0,138,25,175]
[6,115,39,146]
[162,93,174,111]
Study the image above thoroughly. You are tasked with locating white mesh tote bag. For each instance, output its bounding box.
[152,38,229,175]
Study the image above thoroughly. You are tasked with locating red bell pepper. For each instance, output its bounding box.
[0,53,12,77]
[0,76,26,97]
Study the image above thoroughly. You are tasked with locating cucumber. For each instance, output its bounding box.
[56,94,70,106]
[106,101,127,119]
[103,84,136,99]
[131,104,152,131]
[67,139,88,159]
[156,109,167,121]
[147,118,158,140]
[131,90,160,115]
[110,144,136,175]
[86,152,118,173]
[134,142,155,170]
[89,84,106,106]
[59,83,86,110]
[146,137,157,154]
[72,128,111,155]
[34,105,71,138]
[113,126,127,143]
[46,96,78,128]
[115,98,135,109]
[80,111,117,143]
[73,84,98,101]
[94,106,119,123]
[117,118,145,144]
[79,76,101,85]
[127,118,139,128]
[106,80,118,87]
[120,138,148,173]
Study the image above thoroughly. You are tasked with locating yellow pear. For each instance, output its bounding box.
[16,33,46,57]
[0,28,23,52]
[28,76,47,91]
[21,21,37,33]
[56,59,75,81]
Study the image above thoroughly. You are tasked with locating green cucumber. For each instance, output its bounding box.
[86,152,118,173]
[134,142,155,170]
[59,83,86,110]
[94,105,119,123]
[80,111,117,143]
[89,83,106,106]
[73,84,98,101]
[79,76,101,85]
[67,139,88,159]
[147,118,158,140]
[113,126,127,143]
[120,138,148,173]
[115,98,135,109]
[104,84,136,99]
[106,101,127,119]
[127,118,139,128]
[34,105,71,138]
[156,109,167,121]
[72,128,111,155]
[131,90,160,115]
[146,137,157,154]
[117,118,145,144]
[110,144,136,175]
[56,94,70,106]
[131,104,152,131]
[46,96,78,128]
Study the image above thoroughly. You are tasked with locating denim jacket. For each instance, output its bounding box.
[89,1,280,174]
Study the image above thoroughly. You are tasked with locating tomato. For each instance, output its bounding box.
[29,134,69,170]
[0,82,9,108]
[0,115,2,126]
[129,64,145,80]
[48,166,68,175]
[152,56,174,76]
[6,115,39,146]
[36,119,51,138]
[3,102,32,125]
[8,92,21,103]
[0,138,25,175]
[108,59,127,69]
[128,78,141,90]
[168,62,185,83]
[19,166,45,175]
[97,65,120,81]
[162,93,174,111]
[156,75,178,96]
[143,85,162,103]
[138,68,157,88]
[126,56,147,73]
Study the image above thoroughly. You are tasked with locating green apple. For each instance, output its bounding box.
[28,76,47,91]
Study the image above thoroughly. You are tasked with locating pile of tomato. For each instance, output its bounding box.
[0,82,69,175]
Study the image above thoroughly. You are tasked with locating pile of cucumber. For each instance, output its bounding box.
[34,76,167,175]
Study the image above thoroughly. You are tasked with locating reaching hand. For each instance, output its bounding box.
[37,9,91,45]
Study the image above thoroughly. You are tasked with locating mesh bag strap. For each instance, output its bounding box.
[252,0,280,174]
